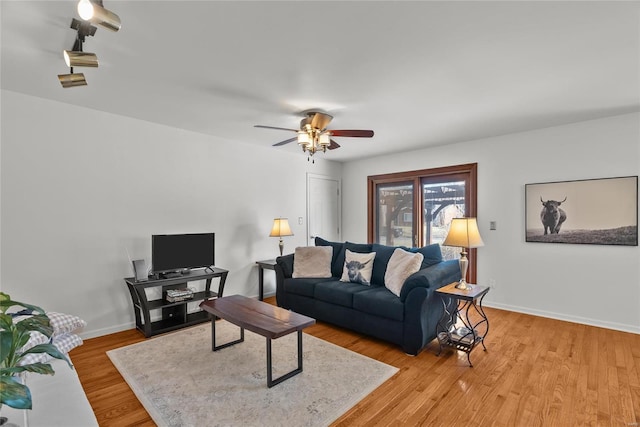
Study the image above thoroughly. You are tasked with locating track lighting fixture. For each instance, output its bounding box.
[58,19,97,88]
[77,0,121,32]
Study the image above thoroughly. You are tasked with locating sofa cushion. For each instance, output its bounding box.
[292,246,333,278]
[314,280,371,308]
[352,287,404,322]
[410,244,443,269]
[371,243,398,285]
[340,250,376,285]
[371,243,443,285]
[283,277,333,297]
[314,237,345,277]
[385,248,424,297]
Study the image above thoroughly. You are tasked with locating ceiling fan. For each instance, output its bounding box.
[254,111,374,160]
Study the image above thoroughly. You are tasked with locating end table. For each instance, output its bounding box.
[255,259,277,301]
[435,282,490,367]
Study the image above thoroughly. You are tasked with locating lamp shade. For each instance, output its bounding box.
[269,218,293,237]
[442,218,484,248]
[297,132,310,145]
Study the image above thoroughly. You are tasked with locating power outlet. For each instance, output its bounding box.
[298,217,303,225]
[488,278,497,289]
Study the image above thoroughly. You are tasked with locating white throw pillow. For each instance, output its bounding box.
[340,250,376,285]
[292,246,333,278]
[384,248,424,297]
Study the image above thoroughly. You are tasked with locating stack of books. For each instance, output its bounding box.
[449,327,476,345]
[166,288,194,302]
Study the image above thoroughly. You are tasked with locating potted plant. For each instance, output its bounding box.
[0,292,72,415]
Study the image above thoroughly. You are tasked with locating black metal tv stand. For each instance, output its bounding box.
[160,271,184,279]
[125,267,228,337]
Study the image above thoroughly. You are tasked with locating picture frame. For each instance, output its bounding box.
[525,176,638,246]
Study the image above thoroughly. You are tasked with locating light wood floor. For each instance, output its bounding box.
[70,298,640,426]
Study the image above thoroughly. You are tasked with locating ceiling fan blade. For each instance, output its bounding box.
[329,129,374,138]
[255,125,298,132]
[272,136,298,147]
[328,140,341,150]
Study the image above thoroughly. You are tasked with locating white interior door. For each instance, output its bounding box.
[307,173,341,245]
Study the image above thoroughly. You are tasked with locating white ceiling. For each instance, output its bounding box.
[2,1,638,162]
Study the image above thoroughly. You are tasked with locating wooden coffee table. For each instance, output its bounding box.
[199,294,315,388]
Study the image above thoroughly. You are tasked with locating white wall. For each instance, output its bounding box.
[3,90,638,337]
[0,90,342,338]
[342,113,640,333]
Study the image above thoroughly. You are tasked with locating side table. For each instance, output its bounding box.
[435,282,490,367]
[256,259,277,301]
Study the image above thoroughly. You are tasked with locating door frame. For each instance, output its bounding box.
[306,173,342,244]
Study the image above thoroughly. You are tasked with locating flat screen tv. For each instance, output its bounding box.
[151,233,215,274]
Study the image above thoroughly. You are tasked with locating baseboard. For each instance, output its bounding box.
[484,300,640,335]
[78,322,136,340]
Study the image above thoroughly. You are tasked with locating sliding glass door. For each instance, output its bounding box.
[368,163,478,281]
[376,182,414,247]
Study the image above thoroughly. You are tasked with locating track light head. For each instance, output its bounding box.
[64,50,99,68]
[58,71,87,88]
[77,0,121,32]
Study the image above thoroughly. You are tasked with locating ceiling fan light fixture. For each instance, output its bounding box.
[58,72,87,88]
[64,50,99,67]
[77,0,121,32]
[255,110,374,160]
[297,131,310,145]
[319,133,330,146]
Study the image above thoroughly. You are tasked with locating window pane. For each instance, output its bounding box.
[422,180,465,260]
[376,183,413,246]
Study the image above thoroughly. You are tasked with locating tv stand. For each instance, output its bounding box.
[160,271,184,279]
[125,267,229,337]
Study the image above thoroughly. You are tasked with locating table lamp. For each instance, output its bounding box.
[269,218,294,256]
[442,217,484,290]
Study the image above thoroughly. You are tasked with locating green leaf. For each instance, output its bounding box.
[1,365,29,376]
[0,313,13,330]
[15,333,31,351]
[0,292,9,314]
[20,344,73,369]
[0,330,14,364]
[16,315,53,338]
[2,362,55,376]
[0,298,45,316]
[0,375,32,409]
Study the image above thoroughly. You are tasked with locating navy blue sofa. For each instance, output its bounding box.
[275,238,461,355]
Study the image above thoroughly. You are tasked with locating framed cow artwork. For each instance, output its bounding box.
[525,176,638,246]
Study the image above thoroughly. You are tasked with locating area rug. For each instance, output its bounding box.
[107,321,398,427]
